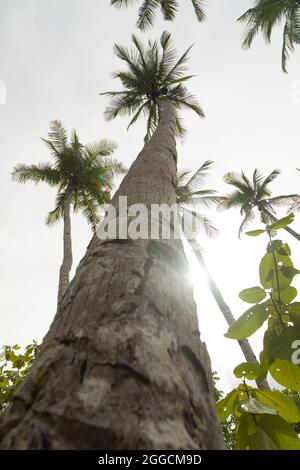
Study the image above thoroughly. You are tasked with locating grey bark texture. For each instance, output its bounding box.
[57,189,73,306]
[0,100,224,450]
[190,240,270,390]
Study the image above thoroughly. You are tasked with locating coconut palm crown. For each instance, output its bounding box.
[111,0,206,31]
[220,168,300,238]
[101,31,204,142]
[12,120,126,231]
[239,0,300,72]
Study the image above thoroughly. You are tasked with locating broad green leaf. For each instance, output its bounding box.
[234,362,261,380]
[252,389,300,423]
[238,397,278,415]
[237,413,300,450]
[225,303,269,340]
[270,327,300,362]
[236,414,277,450]
[259,250,295,290]
[245,229,266,237]
[273,286,297,304]
[256,414,300,450]
[269,214,295,231]
[259,252,274,289]
[281,266,300,279]
[216,388,240,422]
[239,286,266,304]
[270,359,300,391]
[288,302,300,327]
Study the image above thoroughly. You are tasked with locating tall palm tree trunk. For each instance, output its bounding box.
[189,239,270,390]
[0,100,224,450]
[57,189,73,305]
[263,207,300,242]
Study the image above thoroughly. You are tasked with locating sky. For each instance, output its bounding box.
[1,0,300,392]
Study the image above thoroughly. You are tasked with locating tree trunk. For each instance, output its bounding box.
[0,100,224,450]
[57,189,73,306]
[263,208,300,242]
[189,239,270,390]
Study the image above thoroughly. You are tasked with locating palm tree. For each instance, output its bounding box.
[12,120,126,305]
[0,34,224,449]
[176,162,270,390]
[101,32,204,141]
[238,0,300,72]
[220,169,300,241]
[111,0,206,30]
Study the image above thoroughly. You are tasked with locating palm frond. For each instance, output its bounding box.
[46,189,69,225]
[238,210,255,239]
[111,0,206,29]
[181,208,219,239]
[47,120,68,153]
[12,163,61,186]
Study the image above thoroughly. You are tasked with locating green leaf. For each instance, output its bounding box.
[234,362,262,380]
[225,303,269,340]
[269,214,295,231]
[259,252,274,289]
[216,388,240,422]
[252,389,300,423]
[273,286,297,304]
[236,413,300,450]
[270,359,300,391]
[256,414,300,450]
[238,397,278,415]
[236,414,277,450]
[245,229,266,237]
[239,286,266,304]
[270,327,300,362]
[288,302,300,327]
[281,266,300,279]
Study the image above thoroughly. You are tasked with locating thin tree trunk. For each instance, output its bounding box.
[0,100,224,450]
[57,189,73,306]
[263,207,300,242]
[189,239,270,390]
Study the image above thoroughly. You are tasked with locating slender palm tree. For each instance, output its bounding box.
[238,0,300,72]
[220,169,300,241]
[176,162,270,390]
[12,120,126,305]
[111,0,206,30]
[0,33,224,449]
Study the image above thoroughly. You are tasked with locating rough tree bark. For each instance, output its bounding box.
[189,240,270,391]
[57,189,73,306]
[0,100,224,450]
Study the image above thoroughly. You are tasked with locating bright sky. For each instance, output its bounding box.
[1,0,300,392]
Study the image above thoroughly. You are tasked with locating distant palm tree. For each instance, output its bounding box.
[238,0,300,72]
[111,0,206,30]
[12,120,126,304]
[176,162,270,389]
[220,169,300,241]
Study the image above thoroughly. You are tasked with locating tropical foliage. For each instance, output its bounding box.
[12,121,125,232]
[217,217,300,449]
[176,160,220,239]
[0,342,39,413]
[220,169,300,239]
[239,0,300,72]
[101,31,204,141]
[111,0,206,30]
